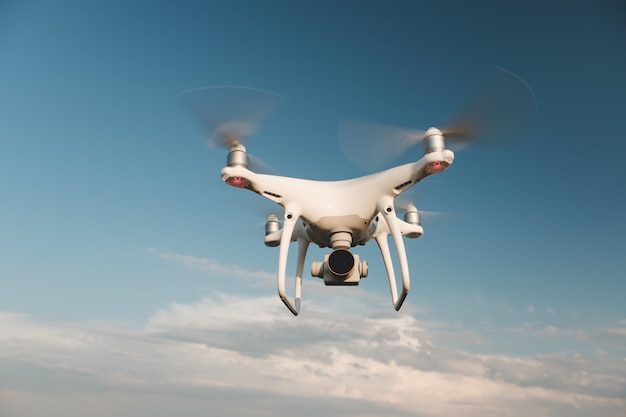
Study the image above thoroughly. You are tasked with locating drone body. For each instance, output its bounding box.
[220,129,454,315]
[182,68,535,316]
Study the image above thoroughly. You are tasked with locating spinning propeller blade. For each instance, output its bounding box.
[442,66,537,145]
[395,200,446,224]
[339,67,537,171]
[338,121,427,172]
[179,85,287,149]
[230,194,282,239]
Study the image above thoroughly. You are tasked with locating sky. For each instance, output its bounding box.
[1,1,625,416]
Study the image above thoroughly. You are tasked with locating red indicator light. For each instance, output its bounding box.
[226,176,251,188]
[425,161,449,174]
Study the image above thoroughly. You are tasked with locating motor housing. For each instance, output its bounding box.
[264,214,281,247]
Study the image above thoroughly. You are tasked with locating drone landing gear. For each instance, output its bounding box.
[276,209,308,316]
[376,198,412,311]
[273,202,417,315]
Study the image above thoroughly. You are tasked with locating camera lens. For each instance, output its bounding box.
[328,249,355,276]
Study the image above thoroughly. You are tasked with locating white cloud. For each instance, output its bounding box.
[525,304,535,314]
[148,248,275,284]
[1,294,625,417]
[506,322,626,350]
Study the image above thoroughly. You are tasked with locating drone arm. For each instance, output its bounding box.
[277,209,307,316]
[376,200,411,311]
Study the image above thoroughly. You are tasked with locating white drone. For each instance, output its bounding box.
[181,68,535,316]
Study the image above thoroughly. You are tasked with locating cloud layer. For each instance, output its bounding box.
[1,288,625,417]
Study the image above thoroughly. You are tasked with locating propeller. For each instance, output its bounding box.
[179,86,286,171]
[338,67,537,171]
[230,193,283,239]
[395,197,446,226]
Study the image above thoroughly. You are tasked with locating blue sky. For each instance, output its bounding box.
[1,1,625,416]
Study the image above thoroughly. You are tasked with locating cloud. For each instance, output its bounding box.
[506,322,626,350]
[147,248,275,284]
[1,294,625,417]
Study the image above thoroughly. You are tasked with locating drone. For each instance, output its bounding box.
[181,68,536,316]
